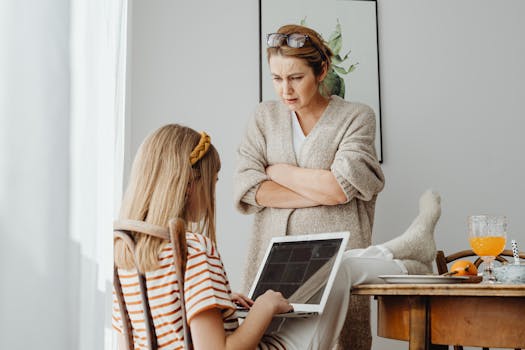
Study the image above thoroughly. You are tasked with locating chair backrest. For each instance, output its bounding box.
[436,249,525,275]
[113,219,191,350]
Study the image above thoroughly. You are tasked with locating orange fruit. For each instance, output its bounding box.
[449,260,478,276]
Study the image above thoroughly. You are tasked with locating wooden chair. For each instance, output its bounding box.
[435,249,525,276]
[435,249,525,350]
[113,219,191,350]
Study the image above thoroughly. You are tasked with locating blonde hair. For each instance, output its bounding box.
[114,124,221,271]
[267,24,333,78]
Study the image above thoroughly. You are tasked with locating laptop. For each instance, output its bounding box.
[236,231,350,318]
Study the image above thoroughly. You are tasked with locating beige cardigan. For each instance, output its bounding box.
[234,96,384,287]
[234,96,384,349]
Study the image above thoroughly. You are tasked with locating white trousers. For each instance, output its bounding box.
[265,245,406,350]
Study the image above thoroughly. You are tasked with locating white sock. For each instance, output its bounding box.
[380,189,441,265]
[401,259,433,275]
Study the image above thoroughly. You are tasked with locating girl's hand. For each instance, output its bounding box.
[231,292,254,309]
[255,290,293,314]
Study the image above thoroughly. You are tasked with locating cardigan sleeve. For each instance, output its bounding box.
[330,104,385,202]
[233,105,269,214]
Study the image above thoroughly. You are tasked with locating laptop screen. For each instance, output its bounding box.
[251,238,343,304]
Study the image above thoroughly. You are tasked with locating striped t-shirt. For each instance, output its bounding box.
[113,232,238,349]
[113,232,287,349]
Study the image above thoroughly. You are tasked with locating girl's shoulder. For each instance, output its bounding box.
[184,232,220,258]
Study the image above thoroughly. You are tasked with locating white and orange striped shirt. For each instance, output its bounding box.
[113,232,286,350]
[113,232,238,349]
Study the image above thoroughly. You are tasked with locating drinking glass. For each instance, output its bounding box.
[468,215,507,283]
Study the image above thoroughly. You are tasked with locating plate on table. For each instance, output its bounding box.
[378,275,470,284]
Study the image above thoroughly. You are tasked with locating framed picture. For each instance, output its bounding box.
[259,0,383,162]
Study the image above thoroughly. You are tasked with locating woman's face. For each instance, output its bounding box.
[269,54,325,114]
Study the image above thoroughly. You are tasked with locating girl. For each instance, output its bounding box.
[113,124,441,349]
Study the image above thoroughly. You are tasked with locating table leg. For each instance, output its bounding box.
[408,296,428,350]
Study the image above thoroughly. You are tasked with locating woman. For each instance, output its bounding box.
[233,24,425,349]
[113,124,440,350]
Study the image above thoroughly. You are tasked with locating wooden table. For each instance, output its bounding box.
[351,283,525,350]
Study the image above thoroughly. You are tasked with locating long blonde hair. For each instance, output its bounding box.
[114,124,221,271]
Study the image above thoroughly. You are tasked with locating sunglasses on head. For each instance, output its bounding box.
[266,33,310,48]
[266,32,327,61]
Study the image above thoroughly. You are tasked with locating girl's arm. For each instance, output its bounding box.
[265,164,347,206]
[191,290,291,350]
[255,180,321,208]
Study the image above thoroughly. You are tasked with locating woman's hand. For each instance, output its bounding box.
[255,290,293,315]
[231,292,254,309]
[265,163,291,182]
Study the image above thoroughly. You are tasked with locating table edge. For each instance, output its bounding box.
[351,283,525,297]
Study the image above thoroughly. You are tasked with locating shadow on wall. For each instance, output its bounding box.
[68,239,111,350]
[0,232,109,349]
[0,222,67,348]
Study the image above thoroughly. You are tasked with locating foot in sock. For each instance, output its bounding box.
[402,259,433,275]
[381,189,441,265]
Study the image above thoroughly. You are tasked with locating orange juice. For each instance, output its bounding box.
[469,236,506,256]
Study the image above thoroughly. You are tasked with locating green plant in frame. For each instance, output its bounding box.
[301,18,358,98]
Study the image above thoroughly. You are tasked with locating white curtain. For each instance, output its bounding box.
[0,0,127,348]
[69,0,128,348]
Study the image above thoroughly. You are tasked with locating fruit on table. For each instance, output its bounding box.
[449,260,478,276]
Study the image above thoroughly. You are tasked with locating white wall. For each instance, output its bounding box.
[0,1,71,348]
[374,0,525,259]
[127,0,259,290]
[127,1,525,349]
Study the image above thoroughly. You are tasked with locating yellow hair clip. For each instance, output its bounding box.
[189,131,211,165]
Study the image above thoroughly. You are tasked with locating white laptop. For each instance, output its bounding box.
[237,231,350,318]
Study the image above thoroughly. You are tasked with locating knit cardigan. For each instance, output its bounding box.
[234,96,385,349]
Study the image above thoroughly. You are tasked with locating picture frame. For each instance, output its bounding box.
[259,0,383,162]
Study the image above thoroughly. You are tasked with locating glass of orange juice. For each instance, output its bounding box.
[468,215,507,283]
